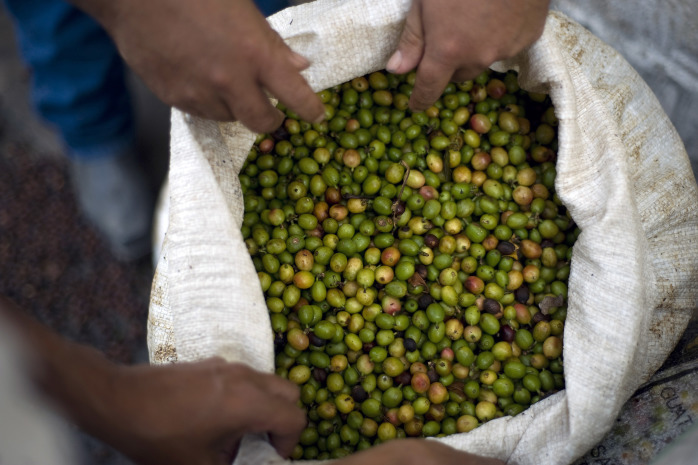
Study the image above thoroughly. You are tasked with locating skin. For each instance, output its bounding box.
[69,0,549,132]
[387,0,551,111]
[1,295,505,465]
[3,2,547,462]
[69,0,326,133]
[0,295,305,465]
[334,439,505,465]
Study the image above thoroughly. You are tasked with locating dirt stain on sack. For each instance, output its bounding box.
[150,270,165,308]
[648,281,693,363]
[153,344,178,364]
[551,12,583,63]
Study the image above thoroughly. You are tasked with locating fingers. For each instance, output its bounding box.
[386,1,425,75]
[219,364,304,458]
[331,439,506,465]
[249,371,305,457]
[387,0,551,112]
[452,67,483,84]
[268,427,303,459]
[262,38,325,125]
[287,51,311,71]
[409,53,454,112]
[245,392,306,458]
[249,369,301,404]
[387,0,455,112]
[225,82,287,133]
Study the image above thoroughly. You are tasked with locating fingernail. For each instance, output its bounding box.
[386,50,402,73]
[290,51,310,70]
[312,112,325,124]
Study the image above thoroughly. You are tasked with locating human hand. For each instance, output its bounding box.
[96,359,306,465]
[1,294,306,465]
[333,439,505,465]
[73,0,324,132]
[386,0,550,111]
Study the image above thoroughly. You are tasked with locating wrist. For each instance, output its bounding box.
[0,296,151,460]
[32,336,119,434]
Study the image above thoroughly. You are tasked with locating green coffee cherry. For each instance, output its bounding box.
[242,68,575,456]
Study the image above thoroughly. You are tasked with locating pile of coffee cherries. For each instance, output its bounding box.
[240,69,576,460]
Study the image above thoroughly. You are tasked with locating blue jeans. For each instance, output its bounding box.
[3,0,290,160]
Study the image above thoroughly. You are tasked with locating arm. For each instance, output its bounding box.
[0,295,306,465]
[68,0,325,133]
[387,0,551,111]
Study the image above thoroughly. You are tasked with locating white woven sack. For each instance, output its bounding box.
[549,0,698,176]
[147,1,698,464]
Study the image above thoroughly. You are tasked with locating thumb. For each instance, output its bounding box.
[386,1,424,74]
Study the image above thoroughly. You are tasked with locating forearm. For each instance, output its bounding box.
[0,295,118,438]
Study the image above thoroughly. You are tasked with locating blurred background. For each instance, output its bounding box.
[1,2,696,465]
[0,6,168,463]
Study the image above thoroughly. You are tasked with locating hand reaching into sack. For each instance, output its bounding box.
[86,359,307,465]
[387,0,551,111]
[0,295,306,465]
[70,0,548,132]
[70,0,325,133]
[1,292,504,465]
[332,439,505,465]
